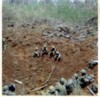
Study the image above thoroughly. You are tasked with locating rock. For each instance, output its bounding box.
[43,32,51,36]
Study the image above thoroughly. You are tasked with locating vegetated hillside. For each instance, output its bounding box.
[3,0,97,26]
[2,15,98,95]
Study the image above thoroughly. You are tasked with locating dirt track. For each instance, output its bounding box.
[2,20,98,95]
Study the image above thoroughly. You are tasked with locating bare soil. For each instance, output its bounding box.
[2,19,98,95]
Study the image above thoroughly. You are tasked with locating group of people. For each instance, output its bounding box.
[32,45,61,61]
[41,68,95,95]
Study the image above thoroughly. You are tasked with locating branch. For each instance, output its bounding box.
[30,65,56,93]
[42,65,56,85]
[87,86,96,96]
[31,82,53,92]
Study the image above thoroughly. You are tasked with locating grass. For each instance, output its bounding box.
[3,1,97,25]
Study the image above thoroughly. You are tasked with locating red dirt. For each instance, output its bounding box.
[2,22,98,95]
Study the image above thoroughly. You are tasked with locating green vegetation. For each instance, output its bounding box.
[3,1,97,25]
